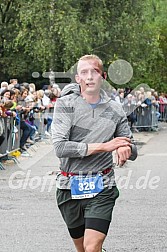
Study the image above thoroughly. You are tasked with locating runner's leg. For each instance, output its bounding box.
[69,224,85,252]
[72,237,85,252]
[84,229,106,252]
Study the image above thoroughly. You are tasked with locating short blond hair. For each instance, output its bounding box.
[29,83,36,92]
[10,79,18,84]
[77,54,103,72]
[37,89,44,99]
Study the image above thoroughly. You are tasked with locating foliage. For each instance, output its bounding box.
[0,0,166,92]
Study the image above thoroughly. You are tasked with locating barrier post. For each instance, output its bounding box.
[0,116,20,169]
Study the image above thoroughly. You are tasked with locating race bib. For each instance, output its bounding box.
[70,174,104,199]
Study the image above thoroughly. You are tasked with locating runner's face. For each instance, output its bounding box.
[76,59,103,94]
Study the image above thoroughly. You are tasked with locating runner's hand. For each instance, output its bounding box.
[116,146,132,166]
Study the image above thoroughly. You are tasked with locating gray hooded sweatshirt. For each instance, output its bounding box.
[51,83,137,189]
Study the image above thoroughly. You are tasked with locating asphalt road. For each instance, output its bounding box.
[0,125,167,252]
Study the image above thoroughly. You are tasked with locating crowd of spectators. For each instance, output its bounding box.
[0,79,61,156]
[0,79,167,157]
[110,87,167,131]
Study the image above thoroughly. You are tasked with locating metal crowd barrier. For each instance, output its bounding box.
[159,103,167,122]
[34,111,46,137]
[132,104,159,130]
[34,109,53,139]
[0,116,20,170]
[0,108,53,170]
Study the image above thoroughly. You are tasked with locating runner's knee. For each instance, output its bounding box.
[84,230,104,252]
[84,243,101,252]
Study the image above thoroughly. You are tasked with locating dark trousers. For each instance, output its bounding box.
[20,121,35,148]
[47,117,52,132]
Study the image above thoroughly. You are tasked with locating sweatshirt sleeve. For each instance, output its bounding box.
[51,98,88,158]
[114,108,138,161]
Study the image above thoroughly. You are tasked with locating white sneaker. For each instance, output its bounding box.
[21,151,30,157]
[45,131,50,136]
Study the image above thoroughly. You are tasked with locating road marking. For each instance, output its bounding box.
[144,153,167,156]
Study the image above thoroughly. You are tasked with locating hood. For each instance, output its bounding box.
[60,83,80,97]
[60,83,111,103]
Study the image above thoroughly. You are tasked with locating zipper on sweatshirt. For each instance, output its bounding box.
[92,109,94,118]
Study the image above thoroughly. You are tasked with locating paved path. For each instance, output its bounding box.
[0,124,167,252]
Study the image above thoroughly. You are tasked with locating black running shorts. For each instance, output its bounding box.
[56,186,119,239]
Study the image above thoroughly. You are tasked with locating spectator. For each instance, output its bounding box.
[0,90,11,102]
[17,89,36,151]
[110,88,117,100]
[0,81,8,94]
[115,89,124,105]
[10,79,20,90]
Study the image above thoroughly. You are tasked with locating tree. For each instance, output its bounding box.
[0,0,166,92]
